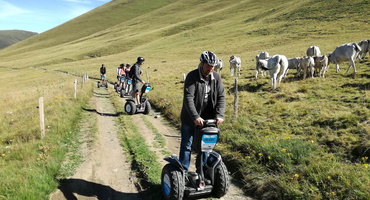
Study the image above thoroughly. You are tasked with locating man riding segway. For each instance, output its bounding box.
[161,51,229,199]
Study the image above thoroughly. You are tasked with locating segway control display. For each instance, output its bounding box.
[201,134,218,152]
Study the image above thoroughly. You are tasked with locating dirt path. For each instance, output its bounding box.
[50,83,251,200]
[50,88,143,200]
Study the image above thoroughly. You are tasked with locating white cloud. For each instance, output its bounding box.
[0,0,29,19]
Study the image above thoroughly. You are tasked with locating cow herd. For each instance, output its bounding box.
[252,39,369,91]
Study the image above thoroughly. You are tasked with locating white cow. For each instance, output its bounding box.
[328,43,362,74]
[229,55,241,76]
[300,56,315,79]
[255,59,268,79]
[285,57,301,77]
[306,46,321,57]
[267,55,288,90]
[256,51,270,60]
[214,59,223,73]
[313,55,329,78]
[255,51,270,79]
[358,39,370,59]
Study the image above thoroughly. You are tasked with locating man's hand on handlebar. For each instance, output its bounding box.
[194,117,204,126]
[216,118,224,125]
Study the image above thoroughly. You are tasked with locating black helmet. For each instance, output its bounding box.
[137,57,145,63]
[200,51,218,66]
[120,63,124,67]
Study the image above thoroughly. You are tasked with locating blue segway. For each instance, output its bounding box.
[124,82,151,115]
[161,119,229,200]
[97,75,108,88]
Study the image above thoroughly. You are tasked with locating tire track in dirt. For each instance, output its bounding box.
[50,88,143,200]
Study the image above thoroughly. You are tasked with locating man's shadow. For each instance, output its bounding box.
[57,178,144,200]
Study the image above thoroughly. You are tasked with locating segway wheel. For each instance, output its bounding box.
[120,89,125,98]
[143,101,151,115]
[161,164,184,200]
[124,101,136,115]
[114,83,117,90]
[212,161,230,197]
[97,82,100,88]
[105,83,108,88]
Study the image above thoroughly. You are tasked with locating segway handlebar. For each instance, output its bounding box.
[202,119,217,127]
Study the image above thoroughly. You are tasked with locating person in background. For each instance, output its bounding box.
[100,64,107,83]
[130,57,146,107]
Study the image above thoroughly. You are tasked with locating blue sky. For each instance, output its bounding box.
[0,0,111,33]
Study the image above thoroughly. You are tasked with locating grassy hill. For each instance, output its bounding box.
[0,0,369,199]
[0,30,37,49]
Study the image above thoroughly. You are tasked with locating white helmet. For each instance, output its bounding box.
[200,51,219,66]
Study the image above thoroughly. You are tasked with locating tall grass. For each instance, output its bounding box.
[0,68,93,199]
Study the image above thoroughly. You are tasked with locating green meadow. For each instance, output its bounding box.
[0,0,369,199]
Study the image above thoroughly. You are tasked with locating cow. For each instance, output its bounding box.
[358,39,370,59]
[214,59,223,73]
[300,56,315,79]
[255,59,268,79]
[313,55,329,78]
[306,46,321,57]
[229,55,241,76]
[284,57,301,77]
[267,55,288,91]
[256,51,270,60]
[328,43,362,74]
[255,51,270,79]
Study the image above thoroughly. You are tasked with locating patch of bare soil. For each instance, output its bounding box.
[49,88,143,200]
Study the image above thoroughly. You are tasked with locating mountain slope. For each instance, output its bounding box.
[0,30,37,49]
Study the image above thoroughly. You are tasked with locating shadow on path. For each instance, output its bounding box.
[82,107,124,117]
[57,178,145,200]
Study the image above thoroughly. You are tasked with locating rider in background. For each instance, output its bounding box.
[118,63,126,89]
[116,64,123,86]
[130,57,146,106]
[100,64,107,83]
[125,63,131,75]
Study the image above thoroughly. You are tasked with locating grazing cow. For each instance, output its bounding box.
[229,55,241,76]
[284,57,301,77]
[358,39,370,59]
[300,56,315,79]
[256,51,270,60]
[214,59,223,73]
[306,46,321,57]
[267,55,288,90]
[255,59,268,79]
[328,43,362,74]
[313,55,329,78]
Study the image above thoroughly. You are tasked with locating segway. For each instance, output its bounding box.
[121,77,132,97]
[124,82,151,115]
[116,76,126,95]
[97,75,108,88]
[161,119,229,200]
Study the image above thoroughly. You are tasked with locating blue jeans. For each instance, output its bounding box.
[179,123,208,172]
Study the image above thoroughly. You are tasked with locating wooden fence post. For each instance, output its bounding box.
[39,97,45,139]
[233,78,238,121]
[74,79,77,98]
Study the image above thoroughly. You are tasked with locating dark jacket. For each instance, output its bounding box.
[180,65,226,126]
[130,63,143,83]
[100,67,106,74]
